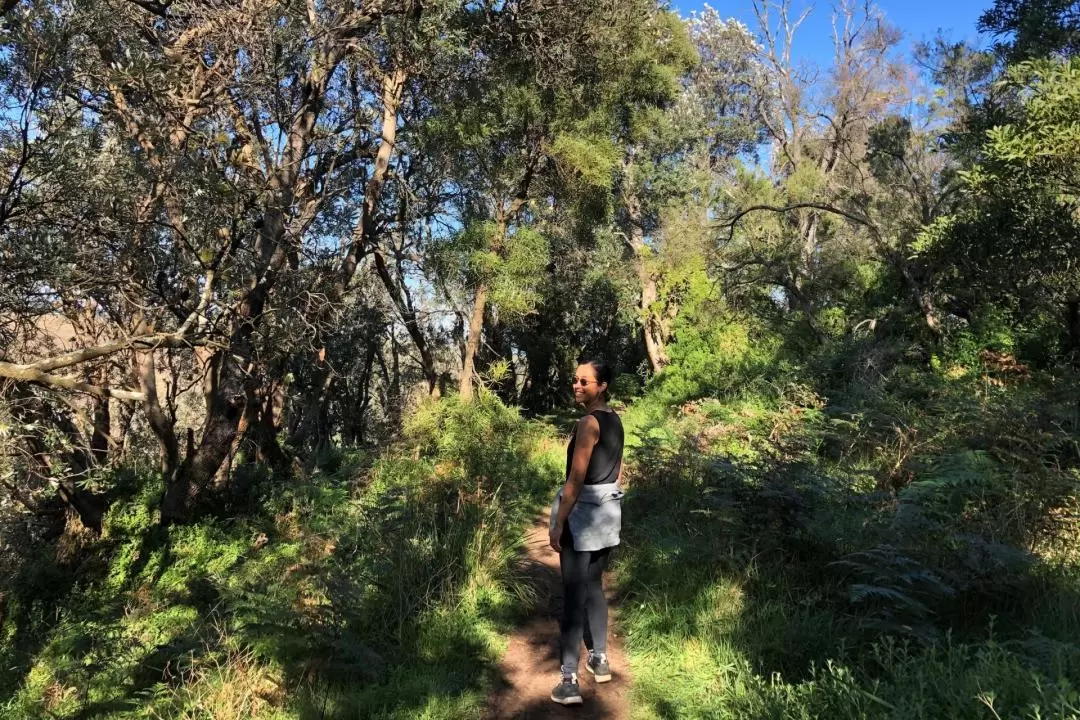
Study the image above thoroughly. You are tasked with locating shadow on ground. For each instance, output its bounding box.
[614,411,1080,719]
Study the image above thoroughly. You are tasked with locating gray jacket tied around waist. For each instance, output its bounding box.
[549,482,624,551]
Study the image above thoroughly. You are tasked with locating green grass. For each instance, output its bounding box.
[3,365,1079,719]
[614,367,1080,720]
[0,392,563,720]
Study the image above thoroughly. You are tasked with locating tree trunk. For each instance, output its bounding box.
[390,330,401,402]
[82,362,113,465]
[245,374,290,471]
[342,65,438,393]
[290,369,336,451]
[160,245,278,522]
[623,156,669,375]
[372,250,438,392]
[10,395,105,532]
[314,373,336,451]
[484,317,517,404]
[345,343,376,444]
[340,70,404,281]
[46,426,104,532]
[895,257,942,338]
[459,282,488,401]
[520,343,556,413]
[374,342,392,409]
[916,291,942,337]
[89,395,110,466]
[1066,298,1080,361]
[160,346,246,523]
[56,479,104,532]
[800,210,820,281]
[640,272,669,374]
[110,400,135,463]
[627,200,668,373]
[134,341,179,476]
[457,157,536,401]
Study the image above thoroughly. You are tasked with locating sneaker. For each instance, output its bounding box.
[551,674,583,705]
[585,651,611,683]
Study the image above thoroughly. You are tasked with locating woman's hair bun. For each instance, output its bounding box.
[582,358,613,387]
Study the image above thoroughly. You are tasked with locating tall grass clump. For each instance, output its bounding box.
[1,391,561,720]
[303,391,561,718]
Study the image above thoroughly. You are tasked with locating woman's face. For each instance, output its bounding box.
[572,363,606,406]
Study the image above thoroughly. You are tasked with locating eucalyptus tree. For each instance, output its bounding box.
[610,10,699,374]
[0,0,452,522]
[419,0,698,400]
[713,0,966,341]
[623,8,761,374]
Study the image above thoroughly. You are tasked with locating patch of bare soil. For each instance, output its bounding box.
[485,517,631,719]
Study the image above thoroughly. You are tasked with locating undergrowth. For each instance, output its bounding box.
[4,335,1080,720]
[615,350,1080,719]
[0,391,561,719]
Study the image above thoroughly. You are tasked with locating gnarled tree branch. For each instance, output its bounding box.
[716,201,876,242]
[3,332,202,374]
[0,364,145,401]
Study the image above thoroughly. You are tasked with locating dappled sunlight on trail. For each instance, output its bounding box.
[486,517,631,719]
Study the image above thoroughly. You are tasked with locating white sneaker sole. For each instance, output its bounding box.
[585,664,612,683]
[551,693,583,705]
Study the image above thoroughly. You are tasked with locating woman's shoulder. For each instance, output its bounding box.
[577,413,602,429]
[589,408,622,431]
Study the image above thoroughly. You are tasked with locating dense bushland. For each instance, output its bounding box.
[617,315,1080,719]
[2,0,1080,717]
[2,396,562,719]
[3,324,1080,718]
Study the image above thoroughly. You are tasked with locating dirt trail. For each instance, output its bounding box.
[485,516,632,719]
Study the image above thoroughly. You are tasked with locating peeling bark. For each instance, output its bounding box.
[459,282,488,401]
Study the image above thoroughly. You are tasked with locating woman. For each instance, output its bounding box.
[548,359,625,706]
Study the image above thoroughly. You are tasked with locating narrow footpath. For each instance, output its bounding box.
[485,516,632,719]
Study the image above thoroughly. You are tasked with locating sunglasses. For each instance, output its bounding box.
[572,377,600,386]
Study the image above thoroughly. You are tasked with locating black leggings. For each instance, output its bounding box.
[559,524,611,674]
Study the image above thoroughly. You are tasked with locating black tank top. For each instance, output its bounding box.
[565,409,624,485]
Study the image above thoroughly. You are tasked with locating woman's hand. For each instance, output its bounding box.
[549,523,562,552]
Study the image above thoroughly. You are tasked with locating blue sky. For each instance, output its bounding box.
[671,0,991,64]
